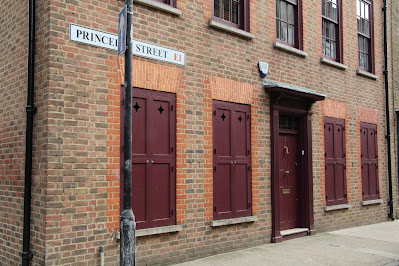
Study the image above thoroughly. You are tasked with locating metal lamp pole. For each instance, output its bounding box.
[120,0,136,265]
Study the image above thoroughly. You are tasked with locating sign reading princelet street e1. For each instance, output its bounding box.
[69,24,185,66]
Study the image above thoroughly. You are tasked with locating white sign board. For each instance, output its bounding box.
[70,24,118,51]
[118,6,127,56]
[69,24,185,66]
[133,40,185,66]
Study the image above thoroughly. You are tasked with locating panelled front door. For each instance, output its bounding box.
[279,133,299,230]
[122,87,176,230]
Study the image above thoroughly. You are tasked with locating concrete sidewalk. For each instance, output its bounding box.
[175,221,399,266]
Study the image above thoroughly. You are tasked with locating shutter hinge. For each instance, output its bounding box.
[214,111,216,116]
[171,146,174,153]
[171,166,174,172]
[248,166,251,171]
[248,202,251,208]
[214,206,217,211]
[325,196,328,200]
[247,114,250,119]
[171,209,174,215]
[214,166,216,172]
[214,148,216,154]
[171,105,174,111]
[248,150,250,155]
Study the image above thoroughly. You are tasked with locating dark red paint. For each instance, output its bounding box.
[213,100,251,220]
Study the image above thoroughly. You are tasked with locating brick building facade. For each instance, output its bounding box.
[1,0,398,265]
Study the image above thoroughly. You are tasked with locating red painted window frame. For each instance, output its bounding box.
[212,100,252,221]
[324,117,347,206]
[357,0,374,73]
[275,0,303,50]
[120,86,177,230]
[321,0,343,63]
[212,0,250,32]
[360,122,379,201]
[152,0,177,8]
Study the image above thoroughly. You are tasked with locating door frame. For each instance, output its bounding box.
[269,91,323,243]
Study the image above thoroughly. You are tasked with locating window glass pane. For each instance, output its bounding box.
[281,22,287,42]
[365,3,369,19]
[288,4,294,24]
[332,3,337,21]
[325,39,330,57]
[288,25,294,45]
[364,38,368,53]
[281,1,287,21]
[322,20,326,37]
[276,20,281,39]
[322,0,326,16]
[277,0,281,19]
[325,22,330,38]
[365,20,370,37]
[330,23,336,41]
[223,0,230,20]
[357,0,361,17]
[357,17,361,32]
[361,2,365,18]
[326,1,331,20]
[232,0,239,24]
[215,0,221,18]
[331,41,336,59]
[322,38,326,55]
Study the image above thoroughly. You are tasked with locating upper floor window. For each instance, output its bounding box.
[154,0,176,7]
[213,0,250,31]
[322,0,342,62]
[357,0,373,72]
[276,0,302,49]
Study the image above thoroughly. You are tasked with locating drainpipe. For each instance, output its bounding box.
[22,0,37,264]
[383,0,394,221]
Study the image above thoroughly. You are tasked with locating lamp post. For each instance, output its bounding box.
[120,0,136,265]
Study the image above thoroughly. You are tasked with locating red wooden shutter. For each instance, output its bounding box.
[324,117,347,206]
[361,122,379,200]
[213,100,251,220]
[121,87,176,230]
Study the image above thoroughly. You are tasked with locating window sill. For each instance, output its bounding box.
[134,0,182,16]
[356,69,378,80]
[211,216,258,227]
[320,57,348,70]
[273,42,308,58]
[136,225,183,237]
[324,203,351,212]
[362,199,383,206]
[208,20,255,40]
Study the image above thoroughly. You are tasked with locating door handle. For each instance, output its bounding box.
[151,160,154,164]
[146,160,150,163]
[284,145,289,155]
[284,170,290,174]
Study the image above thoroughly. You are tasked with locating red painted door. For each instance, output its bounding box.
[121,87,176,230]
[279,134,298,230]
[213,100,251,220]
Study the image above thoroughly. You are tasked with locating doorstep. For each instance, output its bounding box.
[280,228,309,241]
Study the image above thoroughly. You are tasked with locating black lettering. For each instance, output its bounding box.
[83,31,89,40]
[77,30,83,38]
[146,47,152,55]
[153,48,158,56]
[102,36,108,44]
[163,51,168,58]
[95,34,101,43]
[109,38,115,46]
[136,44,141,52]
